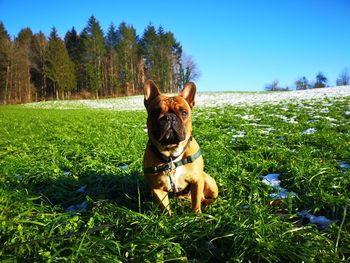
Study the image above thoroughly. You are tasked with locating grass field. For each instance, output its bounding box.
[1,93,350,262]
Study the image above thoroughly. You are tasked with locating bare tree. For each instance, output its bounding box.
[181,53,201,85]
[336,68,350,86]
[265,80,280,91]
[295,76,310,90]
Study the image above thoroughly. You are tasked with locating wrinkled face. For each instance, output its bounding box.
[147,95,192,146]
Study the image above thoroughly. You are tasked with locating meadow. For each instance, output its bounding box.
[1,91,350,262]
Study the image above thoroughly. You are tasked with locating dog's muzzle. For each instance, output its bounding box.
[157,113,186,145]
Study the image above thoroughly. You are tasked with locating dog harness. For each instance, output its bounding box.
[143,136,202,195]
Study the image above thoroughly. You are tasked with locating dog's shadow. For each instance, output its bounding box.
[31,168,153,214]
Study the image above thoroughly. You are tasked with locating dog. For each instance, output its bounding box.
[143,80,218,214]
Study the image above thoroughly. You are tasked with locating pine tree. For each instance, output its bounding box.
[45,27,76,99]
[105,23,118,49]
[140,24,160,85]
[104,23,119,95]
[140,24,183,93]
[31,31,48,100]
[0,22,12,104]
[15,28,33,102]
[81,16,106,98]
[314,72,327,88]
[65,27,83,94]
[116,22,139,95]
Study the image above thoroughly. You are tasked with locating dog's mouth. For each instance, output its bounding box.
[159,129,183,146]
[156,113,186,146]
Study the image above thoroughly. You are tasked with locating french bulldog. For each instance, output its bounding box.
[143,80,218,214]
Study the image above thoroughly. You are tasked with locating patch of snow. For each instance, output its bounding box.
[119,165,129,170]
[232,131,246,142]
[260,173,297,200]
[299,211,336,230]
[77,185,87,193]
[339,162,350,169]
[66,201,87,213]
[302,128,317,135]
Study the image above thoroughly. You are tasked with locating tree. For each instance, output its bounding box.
[45,27,76,99]
[265,80,281,91]
[81,16,106,97]
[103,23,119,96]
[105,23,118,50]
[31,31,48,100]
[140,24,160,84]
[336,68,350,86]
[181,53,200,87]
[65,27,83,94]
[295,76,310,90]
[314,72,327,88]
[15,28,33,102]
[0,22,12,104]
[116,22,139,95]
[140,24,184,93]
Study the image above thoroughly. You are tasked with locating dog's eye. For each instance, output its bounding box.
[182,110,188,118]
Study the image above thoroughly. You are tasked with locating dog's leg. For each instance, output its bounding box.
[202,172,218,205]
[152,189,171,215]
[190,178,204,213]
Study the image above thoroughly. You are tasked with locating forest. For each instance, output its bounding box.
[0,16,199,104]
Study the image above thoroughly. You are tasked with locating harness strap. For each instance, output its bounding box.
[143,148,202,174]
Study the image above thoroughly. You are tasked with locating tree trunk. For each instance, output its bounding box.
[27,67,31,102]
[4,65,10,104]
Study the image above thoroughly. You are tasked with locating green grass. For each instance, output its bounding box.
[1,97,349,262]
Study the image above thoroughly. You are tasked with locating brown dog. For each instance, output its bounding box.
[143,80,218,214]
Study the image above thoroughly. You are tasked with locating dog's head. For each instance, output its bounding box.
[144,80,196,153]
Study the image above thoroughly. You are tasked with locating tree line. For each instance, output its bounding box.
[0,16,200,104]
[265,69,350,91]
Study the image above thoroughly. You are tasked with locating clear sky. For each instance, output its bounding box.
[0,0,349,92]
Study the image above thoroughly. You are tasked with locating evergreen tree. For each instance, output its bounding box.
[81,16,106,97]
[45,27,76,99]
[105,23,118,49]
[140,25,184,93]
[116,22,139,95]
[314,72,327,88]
[15,28,33,102]
[104,23,119,95]
[0,22,12,104]
[65,27,83,94]
[140,24,160,84]
[31,31,48,100]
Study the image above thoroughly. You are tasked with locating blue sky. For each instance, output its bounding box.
[1,0,349,91]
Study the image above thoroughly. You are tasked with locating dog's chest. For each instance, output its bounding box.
[167,166,188,192]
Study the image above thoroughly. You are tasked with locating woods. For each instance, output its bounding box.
[0,16,199,104]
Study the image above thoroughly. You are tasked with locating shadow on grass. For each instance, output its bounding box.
[24,169,152,214]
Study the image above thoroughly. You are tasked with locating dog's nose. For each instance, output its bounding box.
[165,113,177,124]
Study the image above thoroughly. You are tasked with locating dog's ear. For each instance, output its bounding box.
[180,82,196,109]
[144,80,160,108]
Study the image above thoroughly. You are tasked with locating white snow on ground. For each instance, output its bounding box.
[24,86,350,110]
